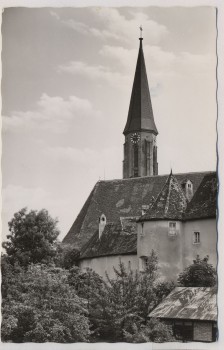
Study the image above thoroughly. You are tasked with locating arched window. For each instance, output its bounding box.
[133,144,138,176]
[153,146,157,175]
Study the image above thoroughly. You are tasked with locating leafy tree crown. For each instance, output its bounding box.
[177,255,217,287]
[2,208,60,266]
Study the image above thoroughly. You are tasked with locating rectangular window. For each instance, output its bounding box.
[193,231,200,244]
[140,222,145,236]
[139,256,149,271]
[173,321,193,341]
[168,222,177,236]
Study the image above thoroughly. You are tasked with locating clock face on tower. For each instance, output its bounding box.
[130,132,140,144]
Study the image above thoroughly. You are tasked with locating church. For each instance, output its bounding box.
[62,36,217,281]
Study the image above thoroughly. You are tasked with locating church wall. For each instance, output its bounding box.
[137,220,184,281]
[79,254,137,279]
[137,218,217,282]
[183,218,217,269]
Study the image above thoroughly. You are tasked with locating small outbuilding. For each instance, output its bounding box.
[149,287,217,342]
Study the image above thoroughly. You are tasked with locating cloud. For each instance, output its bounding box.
[57,61,131,89]
[46,146,99,164]
[100,43,215,77]
[45,145,122,180]
[46,145,120,167]
[2,184,69,241]
[58,44,215,100]
[50,8,168,46]
[2,185,49,212]
[3,94,101,133]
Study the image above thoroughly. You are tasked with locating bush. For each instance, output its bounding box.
[124,318,175,343]
[177,255,217,287]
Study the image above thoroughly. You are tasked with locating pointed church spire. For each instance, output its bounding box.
[123,36,158,136]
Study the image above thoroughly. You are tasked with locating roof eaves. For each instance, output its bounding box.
[79,250,137,260]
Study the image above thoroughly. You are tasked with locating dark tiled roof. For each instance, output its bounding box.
[184,173,217,220]
[63,171,215,249]
[139,173,188,221]
[123,39,158,135]
[149,287,217,321]
[79,220,137,259]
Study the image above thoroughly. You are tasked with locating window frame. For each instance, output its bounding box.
[168,221,177,236]
[139,222,145,236]
[139,256,149,271]
[193,231,200,244]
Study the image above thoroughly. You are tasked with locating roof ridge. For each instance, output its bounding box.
[97,170,216,183]
[164,173,172,215]
[139,175,168,219]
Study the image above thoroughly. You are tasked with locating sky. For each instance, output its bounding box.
[2,6,217,241]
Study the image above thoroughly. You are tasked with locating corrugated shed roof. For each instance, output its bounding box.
[184,173,217,220]
[139,172,188,221]
[63,171,214,249]
[123,39,158,136]
[79,220,137,259]
[149,287,217,321]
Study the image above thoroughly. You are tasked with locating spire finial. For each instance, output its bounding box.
[139,25,143,40]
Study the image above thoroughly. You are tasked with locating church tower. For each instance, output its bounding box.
[123,35,158,178]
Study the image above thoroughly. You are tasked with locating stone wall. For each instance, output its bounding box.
[194,321,213,342]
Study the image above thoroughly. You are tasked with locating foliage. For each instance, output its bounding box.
[1,254,24,299]
[93,262,142,341]
[2,208,60,267]
[2,210,175,344]
[177,255,217,287]
[154,280,175,305]
[55,244,80,269]
[81,251,175,342]
[68,267,103,299]
[133,251,174,323]
[68,267,109,340]
[1,264,90,342]
[123,318,175,343]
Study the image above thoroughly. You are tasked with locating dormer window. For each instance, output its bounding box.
[181,179,193,201]
[99,213,106,239]
[168,221,177,236]
[141,205,149,216]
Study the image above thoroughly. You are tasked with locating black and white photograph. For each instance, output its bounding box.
[1,2,222,347]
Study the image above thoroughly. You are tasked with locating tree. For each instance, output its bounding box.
[55,244,80,269]
[177,255,217,287]
[96,262,141,341]
[87,251,174,342]
[2,208,60,267]
[1,264,90,342]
